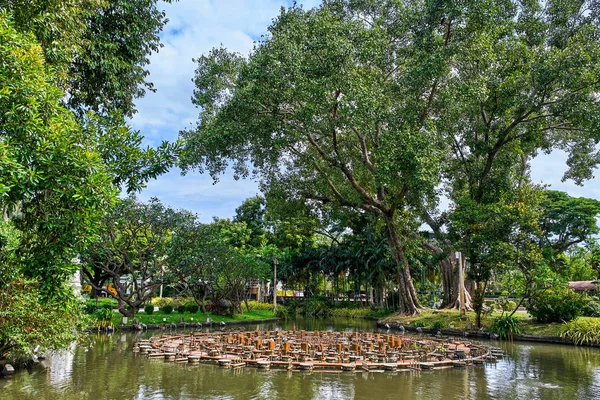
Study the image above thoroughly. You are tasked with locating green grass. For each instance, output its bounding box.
[381,309,600,338]
[110,309,277,326]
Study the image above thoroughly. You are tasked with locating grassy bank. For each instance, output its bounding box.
[381,309,600,339]
[109,309,278,327]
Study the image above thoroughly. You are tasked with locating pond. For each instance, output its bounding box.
[2,318,600,399]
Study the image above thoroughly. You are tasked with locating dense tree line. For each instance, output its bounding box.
[180,0,600,315]
[2,0,600,359]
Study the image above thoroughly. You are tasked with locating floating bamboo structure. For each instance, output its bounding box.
[133,330,499,373]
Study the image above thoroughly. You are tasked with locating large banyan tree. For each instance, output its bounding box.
[180,0,600,315]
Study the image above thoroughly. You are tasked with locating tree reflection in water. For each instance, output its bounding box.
[1,320,599,400]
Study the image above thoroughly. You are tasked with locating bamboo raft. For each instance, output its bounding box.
[133,330,500,373]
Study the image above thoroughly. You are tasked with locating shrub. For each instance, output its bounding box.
[484,300,497,309]
[303,297,331,317]
[151,297,173,308]
[413,321,425,328]
[431,321,445,330]
[329,308,371,319]
[171,297,196,308]
[561,319,600,345]
[94,308,113,330]
[276,305,288,318]
[527,286,589,323]
[500,300,517,313]
[177,305,187,314]
[491,315,520,340]
[144,304,154,315]
[84,298,118,314]
[161,305,173,314]
[582,302,600,318]
[187,304,199,313]
[243,301,273,311]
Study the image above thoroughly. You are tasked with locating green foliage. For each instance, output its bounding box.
[85,113,179,193]
[491,316,521,341]
[540,191,600,255]
[275,306,288,319]
[0,279,89,358]
[243,301,274,311]
[303,297,330,317]
[485,300,497,309]
[328,308,372,319]
[431,321,446,330]
[161,305,173,314]
[233,196,267,248]
[0,0,176,359]
[173,298,198,308]
[0,13,116,297]
[187,304,199,314]
[177,305,187,314]
[582,302,600,318]
[0,12,115,358]
[84,298,117,314]
[151,297,173,308]
[144,304,154,315]
[413,321,425,328]
[527,286,590,323]
[561,319,600,345]
[500,300,518,313]
[94,308,114,330]
[66,0,174,117]
[80,197,179,317]
[169,217,271,315]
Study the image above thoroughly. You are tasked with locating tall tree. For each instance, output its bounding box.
[0,0,176,117]
[429,0,600,303]
[80,197,175,317]
[539,190,600,255]
[180,2,448,315]
[233,196,268,248]
[67,0,176,117]
[0,14,115,357]
[0,15,116,296]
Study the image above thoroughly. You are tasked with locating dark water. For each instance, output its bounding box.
[2,318,600,399]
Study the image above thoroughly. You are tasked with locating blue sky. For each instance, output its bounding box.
[132,0,600,222]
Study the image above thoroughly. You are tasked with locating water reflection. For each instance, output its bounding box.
[2,318,600,400]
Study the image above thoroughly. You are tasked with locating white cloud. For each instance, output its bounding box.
[137,168,262,222]
[131,1,325,221]
[530,150,600,200]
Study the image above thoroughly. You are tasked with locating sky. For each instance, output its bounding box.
[132,0,600,222]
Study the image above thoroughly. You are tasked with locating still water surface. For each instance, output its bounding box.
[2,318,600,399]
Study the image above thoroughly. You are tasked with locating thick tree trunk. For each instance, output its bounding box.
[445,253,473,311]
[428,247,473,311]
[383,213,421,315]
[440,254,456,308]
